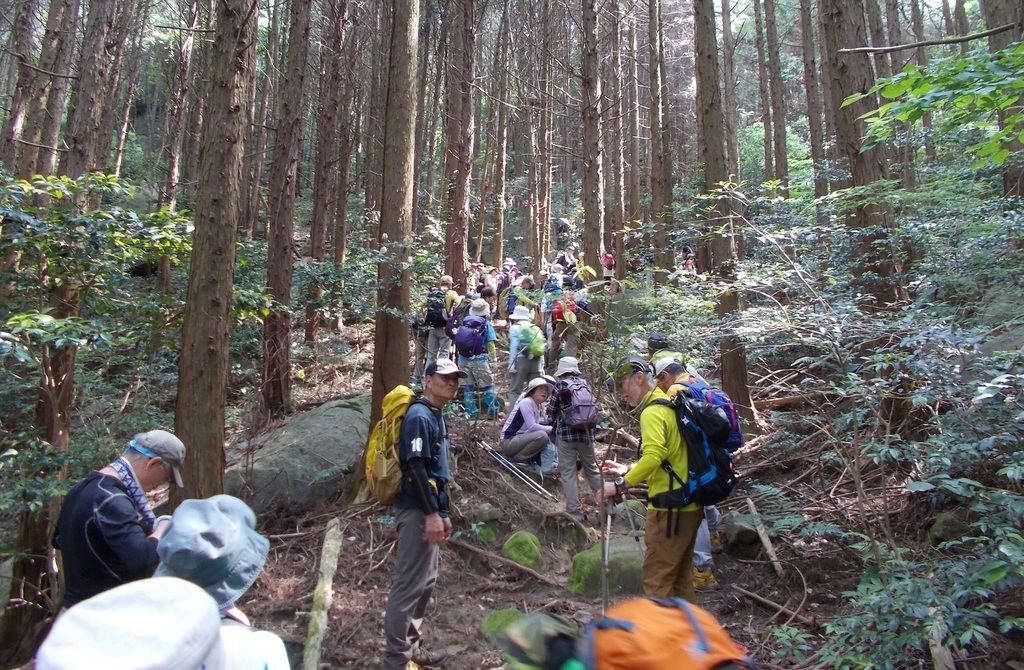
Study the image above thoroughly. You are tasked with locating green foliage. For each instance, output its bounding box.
[856,43,1024,168]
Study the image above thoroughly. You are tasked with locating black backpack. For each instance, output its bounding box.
[423,289,448,327]
[644,395,737,509]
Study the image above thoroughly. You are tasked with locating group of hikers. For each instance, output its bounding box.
[34,245,749,670]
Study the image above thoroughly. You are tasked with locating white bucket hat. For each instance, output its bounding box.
[469,298,490,317]
[509,305,531,322]
[36,577,226,670]
[525,377,553,397]
[554,356,581,378]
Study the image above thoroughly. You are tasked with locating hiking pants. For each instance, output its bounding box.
[412,333,428,382]
[426,327,450,367]
[642,508,703,602]
[499,431,548,462]
[694,505,721,571]
[382,507,440,670]
[554,437,602,516]
[547,321,578,367]
[508,352,542,407]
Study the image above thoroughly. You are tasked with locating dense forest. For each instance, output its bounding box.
[0,0,1022,666]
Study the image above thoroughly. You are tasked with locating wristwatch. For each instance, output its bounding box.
[614,476,626,494]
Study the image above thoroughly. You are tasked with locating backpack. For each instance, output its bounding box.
[673,373,744,453]
[499,287,516,319]
[365,385,417,505]
[423,289,448,327]
[646,393,737,508]
[580,597,753,670]
[602,252,615,270]
[551,296,577,323]
[518,323,546,358]
[558,377,599,429]
[454,315,488,357]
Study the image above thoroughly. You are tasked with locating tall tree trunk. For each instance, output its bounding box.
[0,0,40,168]
[649,0,672,282]
[241,0,279,239]
[694,0,757,437]
[363,0,390,237]
[978,0,1023,196]
[800,0,828,199]
[606,0,626,259]
[817,2,844,190]
[173,0,256,503]
[490,0,511,270]
[623,9,640,276]
[537,0,554,263]
[307,0,350,342]
[411,0,434,231]
[864,0,892,79]
[371,0,419,426]
[820,0,904,310]
[261,0,313,419]
[332,24,361,268]
[909,0,935,162]
[753,0,774,184]
[720,0,739,180]
[580,0,604,271]
[763,0,789,195]
[441,0,475,291]
[423,12,446,212]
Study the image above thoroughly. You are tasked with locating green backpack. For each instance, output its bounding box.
[519,323,546,358]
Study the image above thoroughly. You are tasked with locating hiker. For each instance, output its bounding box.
[500,275,538,321]
[555,245,578,274]
[601,356,703,601]
[52,430,185,607]
[382,358,463,670]
[455,298,500,416]
[547,357,602,521]
[499,377,554,462]
[647,331,671,360]
[653,355,723,590]
[507,305,545,407]
[36,577,227,670]
[155,495,289,669]
[410,314,429,390]
[423,275,461,368]
[602,249,615,283]
[546,276,580,369]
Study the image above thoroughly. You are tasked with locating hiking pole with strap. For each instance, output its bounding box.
[480,440,558,500]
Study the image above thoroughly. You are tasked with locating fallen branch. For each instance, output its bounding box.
[303,518,343,670]
[449,538,561,588]
[729,584,818,629]
[746,497,785,578]
[755,393,829,410]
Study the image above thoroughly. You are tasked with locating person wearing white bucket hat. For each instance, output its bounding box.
[500,377,554,465]
[53,429,186,607]
[36,577,227,670]
[454,298,500,416]
[507,304,546,407]
[547,358,602,521]
[155,495,289,669]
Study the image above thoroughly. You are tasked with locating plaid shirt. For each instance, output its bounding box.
[547,376,595,443]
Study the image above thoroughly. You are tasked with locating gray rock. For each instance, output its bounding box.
[568,537,645,595]
[467,502,501,523]
[225,395,371,513]
[928,512,971,546]
[723,511,762,559]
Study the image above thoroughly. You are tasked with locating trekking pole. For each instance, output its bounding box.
[480,441,558,500]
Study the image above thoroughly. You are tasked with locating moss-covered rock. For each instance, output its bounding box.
[568,538,644,595]
[502,530,542,569]
[476,522,499,544]
[480,608,523,641]
[928,512,971,546]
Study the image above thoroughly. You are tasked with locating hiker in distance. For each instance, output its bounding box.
[382,358,465,670]
[600,356,703,601]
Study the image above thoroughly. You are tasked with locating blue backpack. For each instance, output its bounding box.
[674,374,743,453]
[454,315,488,357]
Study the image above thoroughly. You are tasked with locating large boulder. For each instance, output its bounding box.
[225,395,371,513]
[502,530,542,569]
[568,538,645,595]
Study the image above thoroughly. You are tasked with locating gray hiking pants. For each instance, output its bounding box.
[499,431,548,462]
[508,352,542,407]
[426,327,450,368]
[555,437,602,516]
[382,507,440,670]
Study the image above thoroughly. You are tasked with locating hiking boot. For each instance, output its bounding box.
[405,662,420,670]
[693,567,716,590]
[411,646,449,667]
[709,531,723,554]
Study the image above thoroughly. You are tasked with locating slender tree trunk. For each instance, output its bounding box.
[423,14,445,211]
[371,0,419,426]
[332,25,361,268]
[411,0,433,231]
[953,0,969,54]
[241,0,279,239]
[490,0,511,269]
[820,0,904,310]
[800,0,828,199]
[363,0,390,237]
[864,0,892,79]
[580,0,604,272]
[173,0,256,504]
[909,0,935,162]
[720,0,739,180]
[649,0,672,282]
[441,0,475,291]
[607,0,626,258]
[0,0,40,168]
[753,0,774,184]
[763,0,789,195]
[624,9,640,277]
[537,0,554,263]
[817,2,843,190]
[978,0,1023,196]
[262,0,313,419]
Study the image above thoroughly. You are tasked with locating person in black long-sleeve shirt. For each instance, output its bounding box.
[382,358,465,670]
[52,430,185,607]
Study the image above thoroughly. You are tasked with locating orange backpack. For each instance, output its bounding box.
[580,598,752,670]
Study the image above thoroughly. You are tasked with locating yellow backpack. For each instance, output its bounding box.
[365,385,418,504]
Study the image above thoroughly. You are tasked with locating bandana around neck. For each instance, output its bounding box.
[110,457,156,533]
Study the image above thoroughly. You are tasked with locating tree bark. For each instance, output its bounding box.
[490,0,511,270]
[580,0,604,273]
[261,0,313,419]
[0,0,40,169]
[799,0,828,199]
[241,0,279,239]
[173,0,256,501]
[720,0,739,180]
[649,0,672,283]
[753,0,774,183]
[763,0,789,195]
[624,11,640,277]
[978,0,1023,196]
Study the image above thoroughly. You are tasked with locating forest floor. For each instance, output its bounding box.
[234,323,1017,669]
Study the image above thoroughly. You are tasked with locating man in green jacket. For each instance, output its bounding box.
[599,355,703,601]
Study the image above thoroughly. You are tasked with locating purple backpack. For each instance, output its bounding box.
[454,315,488,357]
[559,377,599,429]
